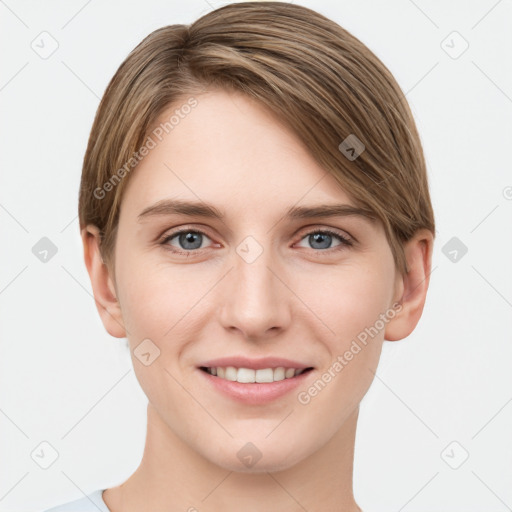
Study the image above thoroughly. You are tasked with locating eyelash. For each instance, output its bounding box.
[159,227,353,256]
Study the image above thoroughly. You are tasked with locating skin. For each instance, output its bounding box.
[82,88,433,512]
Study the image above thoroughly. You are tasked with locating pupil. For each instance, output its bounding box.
[181,232,202,250]
[311,233,331,249]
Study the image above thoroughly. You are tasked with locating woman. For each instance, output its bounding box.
[45,1,435,510]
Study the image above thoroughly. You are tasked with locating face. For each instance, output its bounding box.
[106,88,404,472]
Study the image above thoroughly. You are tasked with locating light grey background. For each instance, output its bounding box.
[1,0,511,510]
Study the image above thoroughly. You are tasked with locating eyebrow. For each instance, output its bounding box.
[137,199,377,223]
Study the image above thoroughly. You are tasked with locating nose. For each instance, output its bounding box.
[218,241,292,341]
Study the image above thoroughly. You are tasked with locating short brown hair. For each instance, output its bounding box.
[79,1,435,275]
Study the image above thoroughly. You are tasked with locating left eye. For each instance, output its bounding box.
[161,228,352,254]
[295,230,352,251]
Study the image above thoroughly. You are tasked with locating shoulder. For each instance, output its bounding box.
[42,489,110,512]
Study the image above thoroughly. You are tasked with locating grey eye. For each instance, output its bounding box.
[164,230,212,251]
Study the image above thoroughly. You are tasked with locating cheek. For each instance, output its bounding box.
[295,259,395,346]
[115,251,206,340]
[114,257,200,407]
[293,260,393,401]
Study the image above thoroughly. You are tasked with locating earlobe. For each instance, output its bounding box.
[384,229,434,342]
[81,225,126,338]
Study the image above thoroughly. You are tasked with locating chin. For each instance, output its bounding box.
[205,439,309,474]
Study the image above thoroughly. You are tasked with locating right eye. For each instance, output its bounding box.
[160,228,214,255]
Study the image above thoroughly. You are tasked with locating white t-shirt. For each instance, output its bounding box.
[43,489,110,511]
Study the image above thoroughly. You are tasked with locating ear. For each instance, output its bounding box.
[384,229,434,341]
[81,225,126,338]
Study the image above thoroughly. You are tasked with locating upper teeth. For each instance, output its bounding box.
[205,366,307,383]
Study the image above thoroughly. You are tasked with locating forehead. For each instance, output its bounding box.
[122,89,361,219]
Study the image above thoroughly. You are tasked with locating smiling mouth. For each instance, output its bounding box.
[199,366,314,383]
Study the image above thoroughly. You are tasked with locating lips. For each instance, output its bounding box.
[197,359,315,405]
[197,356,314,371]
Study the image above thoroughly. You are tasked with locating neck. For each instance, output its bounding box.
[104,403,362,512]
